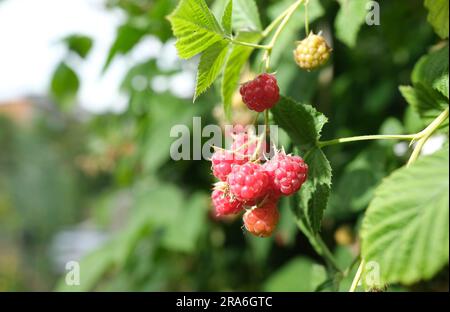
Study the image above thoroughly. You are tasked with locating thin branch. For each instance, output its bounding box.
[349,259,365,292]
[318,134,417,148]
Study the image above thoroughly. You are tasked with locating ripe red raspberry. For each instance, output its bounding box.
[239,73,280,112]
[211,149,245,181]
[243,201,279,237]
[228,162,270,202]
[294,32,332,70]
[211,189,244,216]
[263,152,308,196]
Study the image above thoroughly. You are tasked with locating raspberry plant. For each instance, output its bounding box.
[169,0,449,291]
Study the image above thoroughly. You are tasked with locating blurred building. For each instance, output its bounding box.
[0,99,35,124]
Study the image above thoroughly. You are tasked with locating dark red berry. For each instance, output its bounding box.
[239,73,280,112]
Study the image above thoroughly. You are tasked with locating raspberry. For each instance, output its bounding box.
[230,132,265,161]
[211,189,244,216]
[243,201,279,237]
[239,73,280,112]
[294,32,331,70]
[228,162,270,202]
[263,152,308,196]
[211,149,245,181]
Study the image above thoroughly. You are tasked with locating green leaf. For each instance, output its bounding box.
[399,84,449,127]
[271,96,328,150]
[264,257,327,291]
[168,0,225,59]
[303,147,332,187]
[103,23,146,71]
[221,31,261,118]
[232,0,262,32]
[412,45,449,99]
[424,0,449,39]
[62,34,93,59]
[404,106,426,134]
[335,0,369,47]
[211,0,228,20]
[291,147,332,249]
[400,45,449,128]
[50,62,79,110]
[361,147,449,285]
[162,193,209,253]
[295,148,332,234]
[328,145,386,217]
[194,40,230,101]
[303,183,331,234]
[221,0,233,35]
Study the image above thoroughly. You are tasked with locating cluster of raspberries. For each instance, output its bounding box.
[210,130,308,237]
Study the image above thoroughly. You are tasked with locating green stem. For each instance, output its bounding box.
[252,112,260,126]
[304,0,310,35]
[228,0,304,70]
[262,0,303,37]
[262,4,292,37]
[316,235,341,273]
[318,134,416,148]
[349,259,365,292]
[319,108,448,150]
[264,109,270,138]
[263,0,303,71]
[407,107,449,167]
[228,39,270,49]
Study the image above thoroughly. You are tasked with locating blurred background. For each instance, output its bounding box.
[0,0,447,291]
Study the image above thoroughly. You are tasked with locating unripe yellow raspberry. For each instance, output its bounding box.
[294,32,332,70]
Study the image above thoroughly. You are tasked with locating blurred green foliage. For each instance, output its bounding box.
[0,0,448,291]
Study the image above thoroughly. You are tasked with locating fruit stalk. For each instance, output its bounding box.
[263,0,304,70]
